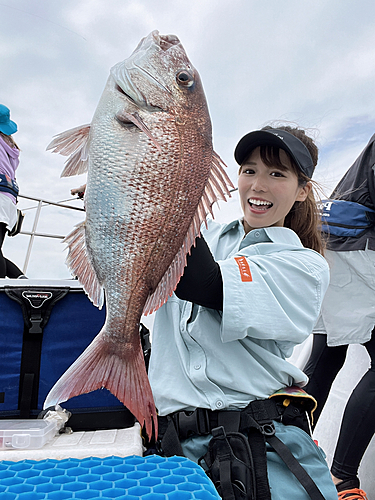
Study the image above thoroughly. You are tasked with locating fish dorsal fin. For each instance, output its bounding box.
[143,150,234,315]
[64,221,104,309]
[47,124,91,177]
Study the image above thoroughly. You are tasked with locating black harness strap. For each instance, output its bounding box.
[4,286,69,417]
[240,411,272,500]
[218,410,240,433]
[249,428,271,500]
[19,373,34,418]
[266,434,325,500]
[220,459,235,500]
[212,427,237,500]
[159,416,184,457]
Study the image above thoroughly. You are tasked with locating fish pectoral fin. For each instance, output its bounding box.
[143,243,187,315]
[116,110,162,152]
[143,204,206,316]
[43,333,158,440]
[143,150,234,316]
[47,124,91,177]
[208,151,235,205]
[64,221,104,308]
[194,150,235,225]
[143,208,205,315]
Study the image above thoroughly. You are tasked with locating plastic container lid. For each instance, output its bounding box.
[0,419,57,450]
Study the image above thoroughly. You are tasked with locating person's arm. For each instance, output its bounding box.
[71,184,86,198]
[175,235,223,310]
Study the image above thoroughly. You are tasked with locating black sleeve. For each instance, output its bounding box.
[175,235,223,310]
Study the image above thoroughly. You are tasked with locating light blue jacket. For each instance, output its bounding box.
[149,219,330,416]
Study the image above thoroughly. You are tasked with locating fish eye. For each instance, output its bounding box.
[176,70,194,88]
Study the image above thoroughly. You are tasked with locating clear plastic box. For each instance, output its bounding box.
[0,419,57,450]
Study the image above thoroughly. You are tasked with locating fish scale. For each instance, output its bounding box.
[44,30,234,439]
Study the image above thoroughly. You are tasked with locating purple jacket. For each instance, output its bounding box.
[0,135,20,203]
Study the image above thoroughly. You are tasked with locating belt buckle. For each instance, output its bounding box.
[259,422,276,436]
[177,409,210,440]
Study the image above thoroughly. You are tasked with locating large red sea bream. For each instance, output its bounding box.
[44,30,234,438]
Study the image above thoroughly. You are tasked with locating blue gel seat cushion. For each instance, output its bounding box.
[0,454,220,499]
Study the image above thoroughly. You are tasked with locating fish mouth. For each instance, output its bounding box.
[154,34,180,50]
[111,31,181,110]
[134,30,181,53]
[130,31,180,54]
[156,33,181,51]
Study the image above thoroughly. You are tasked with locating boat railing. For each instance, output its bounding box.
[10,188,238,276]
[17,194,85,274]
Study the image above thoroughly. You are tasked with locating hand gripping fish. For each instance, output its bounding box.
[44,30,234,438]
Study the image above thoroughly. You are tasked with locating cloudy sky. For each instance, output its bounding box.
[2,0,375,279]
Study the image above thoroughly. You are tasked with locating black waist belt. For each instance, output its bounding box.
[168,399,284,441]
[153,399,325,500]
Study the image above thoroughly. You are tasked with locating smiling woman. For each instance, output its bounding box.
[235,126,323,253]
[147,124,337,499]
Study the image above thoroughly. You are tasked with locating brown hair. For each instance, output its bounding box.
[250,125,324,254]
[0,132,19,150]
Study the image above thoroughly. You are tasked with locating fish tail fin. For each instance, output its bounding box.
[43,332,158,439]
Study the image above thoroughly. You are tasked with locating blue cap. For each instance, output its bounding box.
[0,104,18,135]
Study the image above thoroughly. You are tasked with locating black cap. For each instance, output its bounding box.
[234,128,315,178]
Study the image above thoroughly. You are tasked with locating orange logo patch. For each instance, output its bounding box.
[234,256,252,282]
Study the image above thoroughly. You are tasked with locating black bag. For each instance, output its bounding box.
[7,209,24,237]
[0,280,136,431]
[201,426,256,500]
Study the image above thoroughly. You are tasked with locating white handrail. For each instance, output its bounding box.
[17,194,85,274]
[15,189,237,275]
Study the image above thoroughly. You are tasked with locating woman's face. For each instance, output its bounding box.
[238,147,312,234]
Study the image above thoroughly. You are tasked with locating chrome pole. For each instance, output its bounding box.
[23,199,43,274]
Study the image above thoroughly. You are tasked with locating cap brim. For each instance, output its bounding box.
[234,129,314,178]
[235,131,285,164]
[0,120,17,135]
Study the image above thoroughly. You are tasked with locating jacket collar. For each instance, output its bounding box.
[219,218,303,247]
